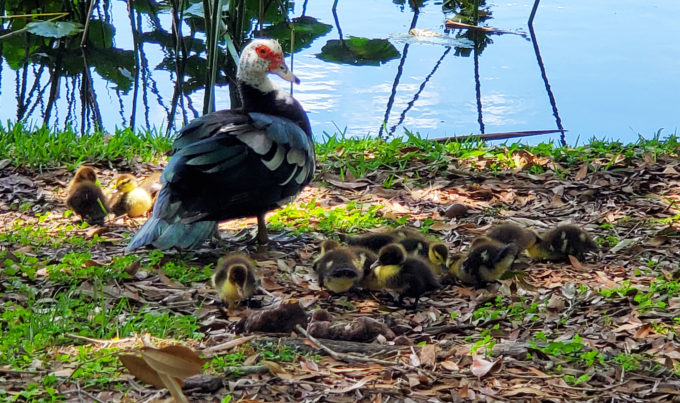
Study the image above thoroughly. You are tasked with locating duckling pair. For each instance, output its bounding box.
[66,166,159,224]
[346,229,448,277]
[486,222,597,262]
[316,235,441,309]
[448,222,597,287]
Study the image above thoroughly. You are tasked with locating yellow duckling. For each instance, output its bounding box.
[448,237,519,287]
[212,253,258,311]
[372,243,441,309]
[525,224,597,261]
[65,166,109,225]
[109,174,154,217]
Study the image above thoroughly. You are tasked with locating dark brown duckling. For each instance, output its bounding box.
[212,253,258,311]
[345,231,399,252]
[448,237,519,287]
[65,166,109,225]
[485,222,539,253]
[372,243,441,309]
[525,224,597,261]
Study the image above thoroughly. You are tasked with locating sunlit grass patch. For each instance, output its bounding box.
[315,130,680,178]
[268,199,391,234]
[0,122,172,170]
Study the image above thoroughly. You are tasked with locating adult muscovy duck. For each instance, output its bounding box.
[125,39,315,252]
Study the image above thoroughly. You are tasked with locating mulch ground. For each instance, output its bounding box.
[1,149,680,402]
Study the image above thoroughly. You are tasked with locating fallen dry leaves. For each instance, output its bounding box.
[1,148,680,402]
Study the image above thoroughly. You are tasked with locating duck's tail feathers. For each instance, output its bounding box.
[125,217,217,253]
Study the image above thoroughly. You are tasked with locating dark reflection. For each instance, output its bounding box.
[0,0,567,142]
[379,2,421,139]
[529,0,566,146]
[388,47,451,136]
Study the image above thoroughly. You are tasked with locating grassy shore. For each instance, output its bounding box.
[1,123,679,402]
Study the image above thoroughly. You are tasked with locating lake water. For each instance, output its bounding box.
[1,0,678,145]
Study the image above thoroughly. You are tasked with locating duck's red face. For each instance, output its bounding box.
[255,44,283,70]
[252,41,299,84]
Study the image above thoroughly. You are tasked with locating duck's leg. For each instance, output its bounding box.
[256,213,269,244]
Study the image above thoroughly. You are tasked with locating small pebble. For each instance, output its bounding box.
[444,203,468,219]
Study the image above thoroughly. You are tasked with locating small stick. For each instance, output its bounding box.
[295,324,396,366]
[80,0,97,47]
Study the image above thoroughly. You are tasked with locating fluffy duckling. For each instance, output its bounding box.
[345,231,398,252]
[525,224,597,261]
[448,237,519,287]
[373,243,441,309]
[66,166,109,225]
[349,229,449,277]
[212,254,258,311]
[397,236,449,277]
[138,171,162,200]
[109,174,154,217]
[485,222,539,253]
[314,240,377,293]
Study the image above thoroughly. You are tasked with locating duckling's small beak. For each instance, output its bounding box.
[272,61,300,84]
[369,260,379,270]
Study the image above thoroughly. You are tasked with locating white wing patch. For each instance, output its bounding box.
[236,131,273,155]
[286,149,306,166]
[262,144,286,171]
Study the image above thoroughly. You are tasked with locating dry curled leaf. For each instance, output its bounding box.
[118,354,166,389]
[141,345,204,380]
[471,356,502,378]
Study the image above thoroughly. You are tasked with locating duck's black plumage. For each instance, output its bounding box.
[126,39,314,251]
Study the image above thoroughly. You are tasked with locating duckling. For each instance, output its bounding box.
[485,222,539,253]
[349,229,449,276]
[345,231,398,252]
[212,253,258,311]
[448,237,519,287]
[109,174,154,217]
[314,240,377,293]
[138,171,162,200]
[373,243,441,309]
[525,224,597,261]
[65,166,109,225]
[397,236,449,277]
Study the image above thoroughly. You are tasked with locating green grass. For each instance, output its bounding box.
[268,199,393,234]
[315,130,679,178]
[0,122,172,170]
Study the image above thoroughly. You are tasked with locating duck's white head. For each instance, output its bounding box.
[237,38,299,93]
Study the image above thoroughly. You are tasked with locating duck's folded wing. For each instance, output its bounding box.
[158,112,315,221]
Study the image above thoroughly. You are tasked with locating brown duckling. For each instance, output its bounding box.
[345,231,398,252]
[314,240,377,293]
[212,253,258,311]
[372,243,441,309]
[485,222,539,253]
[525,224,597,261]
[65,166,109,225]
[448,237,519,287]
[109,174,154,217]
